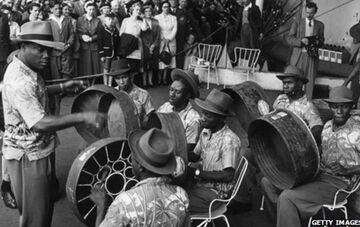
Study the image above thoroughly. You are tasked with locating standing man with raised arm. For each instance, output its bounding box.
[2,21,106,227]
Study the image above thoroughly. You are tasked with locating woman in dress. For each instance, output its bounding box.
[155,1,177,84]
[77,2,102,80]
[119,1,148,86]
[140,2,160,87]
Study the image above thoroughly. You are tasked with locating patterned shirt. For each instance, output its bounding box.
[321,115,360,183]
[100,177,189,227]
[115,85,154,124]
[273,94,323,129]
[193,124,241,199]
[158,102,201,144]
[2,57,57,161]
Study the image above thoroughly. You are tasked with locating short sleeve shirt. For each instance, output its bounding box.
[100,177,189,227]
[158,102,201,144]
[193,124,241,199]
[321,116,360,183]
[2,57,57,161]
[273,94,323,129]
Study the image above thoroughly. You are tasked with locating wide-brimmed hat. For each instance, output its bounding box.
[195,88,235,116]
[171,69,200,98]
[128,128,177,175]
[276,65,308,83]
[323,86,354,103]
[111,59,133,77]
[13,21,64,50]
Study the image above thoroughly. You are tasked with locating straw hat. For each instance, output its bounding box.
[195,88,235,116]
[128,128,177,175]
[14,21,64,50]
[276,65,308,83]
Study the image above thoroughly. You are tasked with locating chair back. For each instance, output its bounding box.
[226,156,248,206]
[233,47,261,73]
[197,43,222,65]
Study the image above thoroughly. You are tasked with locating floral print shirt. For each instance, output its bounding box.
[158,102,201,144]
[193,124,241,199]
[100,177,189,227]
[2,57,57,161]
[273,94,323,129]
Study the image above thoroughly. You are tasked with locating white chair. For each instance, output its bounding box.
[308,177,360,227]
[189,43,222,89]
[190,156,248,227]
[231,47,261,83]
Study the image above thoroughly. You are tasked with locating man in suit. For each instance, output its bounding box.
[286,2,324,100]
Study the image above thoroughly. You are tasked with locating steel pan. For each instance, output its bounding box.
[145,112,187,184]
[66,137,138,227]
[71,85,140,143]
[222,81,272,163]
[248,108,320,189]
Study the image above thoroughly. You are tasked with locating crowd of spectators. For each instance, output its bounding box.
[0,0,260,87]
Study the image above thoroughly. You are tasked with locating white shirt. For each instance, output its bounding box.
[305,18,314,37]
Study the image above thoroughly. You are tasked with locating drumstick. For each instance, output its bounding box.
[46,70,126,84]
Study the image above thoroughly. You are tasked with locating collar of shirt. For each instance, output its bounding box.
[49,14,65,28]
[12,56,38,81]
[202,124,227,140]
[306,18,314,26]
[244,2,252,11]
[135,176,171,187]
[85,14,94,21]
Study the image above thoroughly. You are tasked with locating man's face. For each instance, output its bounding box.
[30,6,40,18]
[62,5,71,16]
[86,5,96,16]
[305,7,316,20]
[115,74,131,91]
[144,7,152,18]
[111,2,119,12]
[282,77,301,96]
[52,4,62,17]
[329,103,352,126]
[4,0,14,8]
[22,43,50,70]
[169,0,178,8]
[179,0,186,9]
[169,80,189,107]
[199,109,222,129]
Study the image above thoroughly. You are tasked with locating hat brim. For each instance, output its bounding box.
[323,97,354,103]
[276,73,309,83]
[110,68,132,78]
[194,98,235,116]
[171,69,199,98]
[12,38,65,50]
[128,130,177,175]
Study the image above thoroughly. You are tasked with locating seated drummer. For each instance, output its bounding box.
[158,68,201,151]
[273,65,323,144]
[273,86,360,227]
[112,59,155,127]
[90,128,190,227]
[187,89,242,213]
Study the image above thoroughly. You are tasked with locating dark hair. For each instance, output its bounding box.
[159,0,170,13]
[27,2,40,13]
[50,2,62,9]
[306,2,318,13]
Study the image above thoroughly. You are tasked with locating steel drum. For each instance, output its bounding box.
[145,112,187,184]
[222,81,272,163]
[248,108,320,190]
[71,85,140,143]
[66,137,138,227]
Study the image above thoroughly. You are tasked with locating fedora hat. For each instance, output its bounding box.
[276,65,308,83]
[128,128,177,175]
[324,86,354,103]
[14,21,65,50]
[111,59,133,77]
[195,88,235,116]
[171,69,200,98]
